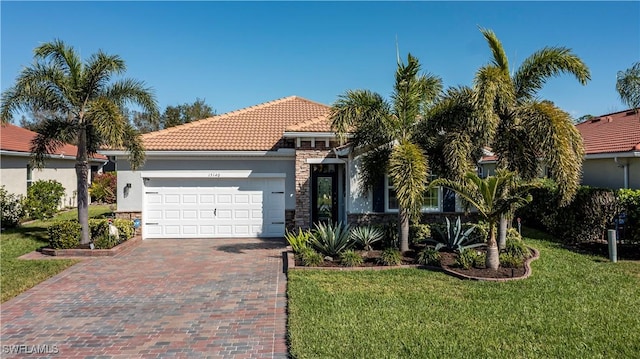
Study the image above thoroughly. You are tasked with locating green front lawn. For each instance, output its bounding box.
[1,205,112,302]
[288,235,640,358]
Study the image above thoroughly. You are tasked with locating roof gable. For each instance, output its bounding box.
[576,109,640,154]
[142,96,331,151]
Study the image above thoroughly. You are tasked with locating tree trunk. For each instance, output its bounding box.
[76,127,90,245]
[498,214,508,250]
[486,222,500,270]
[398,207,410,253]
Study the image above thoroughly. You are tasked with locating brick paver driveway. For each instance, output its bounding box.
[1,238,288,358]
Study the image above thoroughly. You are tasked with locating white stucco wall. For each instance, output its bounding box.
[116,157,297,212]
[0,155,83,208]
[582,157,640,190]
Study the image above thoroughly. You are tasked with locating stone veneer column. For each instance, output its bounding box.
[294,148,334,230]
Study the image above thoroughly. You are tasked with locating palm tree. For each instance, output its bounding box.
[331,54,442,253]
[1,39,158,245]
[431,170,534,269]
[474,28,590,248]
[616,62,640,113]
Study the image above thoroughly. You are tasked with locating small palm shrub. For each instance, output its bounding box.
[456,248,483,270]
[376,222,399,249]
[379,248,402,266]
[23,180,65,219]
[89,172,117,204]
[310,222,353,257]
[0,186,24,228]
[427,217,484,252]
[285,228,312,253]
[299,248,324,267]
[505,236,530,261]
[500,253,524,268]
[417,247,441,266]
[340,250,363,267]
[350,225,384,251]
[409,223,431,245]
[48,221,81,249]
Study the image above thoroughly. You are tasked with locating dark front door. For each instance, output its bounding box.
[311,165,338,224]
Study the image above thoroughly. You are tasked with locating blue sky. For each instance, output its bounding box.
[2,1,639,119]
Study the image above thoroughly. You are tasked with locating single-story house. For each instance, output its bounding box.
[103,96,464,239]
[478,109,640,190]
[0,123,108,207]
[576,109,639,189]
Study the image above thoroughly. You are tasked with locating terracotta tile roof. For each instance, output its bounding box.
[285,114,332,132]
[0,123,107,160]
[576,109,640,154]
[142,96,331,151]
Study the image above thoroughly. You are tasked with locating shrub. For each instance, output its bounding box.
[409,223,431,245]
[456,248,482,270]
[350,225,384,251]
[300,248,324,267]
[0,186,24,228]
[467,221,489,243]
[89,219,110,240]
[48,221,81,249]
[617,189,640,242]
[473,251,486,268]
[310,222,353,257]
[340,250,363,267]
[505,237,530,261]
[500,253,524,268]
[379,248,402,266]
[89,172,117,204]
[286,228,312,253]
[113,219,135,241]
[417,247,441,266]
[93,233,119,249]
[376,222,399,249]
[23,180,65,219]
[427,217,484,252]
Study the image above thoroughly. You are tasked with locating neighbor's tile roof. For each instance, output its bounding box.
[285,114,333,132]
[142,96,332,151]
[576,109,640,154]
[0,123,107,160]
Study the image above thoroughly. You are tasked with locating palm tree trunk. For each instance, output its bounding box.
[398,206,410,253]
[486,222,499,270]
[76,127,90,245]
[498,213,508,250]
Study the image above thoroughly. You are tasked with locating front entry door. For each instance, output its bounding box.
[311,165,338,224]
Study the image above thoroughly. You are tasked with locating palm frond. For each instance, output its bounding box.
[329,89,391,146]
[616,62,640,111]
[81,51,126,102]
[121,124,146,170]
[521,101,584,205]
[33,39,83,90]
[30,119,77,168]
[514,47,591,101]
[388,140,428,220]
[479,27,509,73]
[357,146,392,196]
[87,97,128,150]
[104,78,159,118]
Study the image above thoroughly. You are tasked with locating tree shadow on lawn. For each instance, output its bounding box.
[215,238,286,254]
[564,241,640,261]
[3,226,49,243]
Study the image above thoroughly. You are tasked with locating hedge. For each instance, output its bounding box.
[49,219,135,249]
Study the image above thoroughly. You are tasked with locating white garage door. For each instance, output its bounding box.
[143,177,285,238]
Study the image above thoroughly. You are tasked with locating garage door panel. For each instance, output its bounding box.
[143,177,285,239]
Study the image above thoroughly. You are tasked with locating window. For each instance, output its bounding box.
[385,175,441,212]
[27,164,33,188]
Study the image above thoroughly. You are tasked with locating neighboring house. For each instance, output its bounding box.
[576,109,640,189]
[0,123,107,208]
[478,109,640,190]
[104,96,464,240]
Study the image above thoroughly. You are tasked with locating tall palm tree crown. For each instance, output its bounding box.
[474,28,590,206]
[331,54,442,252]
[1,39,159,244]
[616,61,640,113]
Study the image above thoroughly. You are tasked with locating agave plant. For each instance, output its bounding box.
[427,217,484,252]
[310,222,353,257]
[350,225,384,251]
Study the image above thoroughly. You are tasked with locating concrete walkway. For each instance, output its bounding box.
[1,238,288,358]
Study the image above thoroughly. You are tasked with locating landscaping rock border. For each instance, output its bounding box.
[40,235,142,257]
[438,246,540,282]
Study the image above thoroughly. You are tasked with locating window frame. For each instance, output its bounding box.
[384,175,442,213]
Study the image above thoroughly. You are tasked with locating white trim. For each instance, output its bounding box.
[99,149,296,157]
[384,175,442,213]
[585,151,640,159]
[282,132,339,138]
[0,150,107,163]
[305,158,346,164]
[139,170,286,179]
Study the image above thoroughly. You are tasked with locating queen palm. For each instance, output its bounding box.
[431,170,534,269]
[616,61,640,113]
[474,28,590,247]
[1,39,158,245]
[331,54,442,253]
